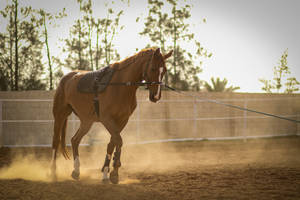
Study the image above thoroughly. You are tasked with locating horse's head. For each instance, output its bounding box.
[144,48,173,103]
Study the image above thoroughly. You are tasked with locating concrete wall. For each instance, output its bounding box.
[0,90,299,146]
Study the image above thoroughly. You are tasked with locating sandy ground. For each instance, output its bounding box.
[0,136,300,200]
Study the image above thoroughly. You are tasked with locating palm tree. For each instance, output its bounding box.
[204,77,240,92]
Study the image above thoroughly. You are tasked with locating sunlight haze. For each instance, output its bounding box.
[1,0,299,92]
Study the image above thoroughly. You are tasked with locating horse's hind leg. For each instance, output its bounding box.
[70,121,93,180]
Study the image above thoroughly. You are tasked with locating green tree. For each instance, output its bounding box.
[63,0,124,71]
[285,77,299,94]
[273,49,289,92]
[102,5,123,66]
[0,6,14,90]
[93,2,125,70]
[37,8,66,90]
[259,79,274,93]
[140,0,212,90]
[94,18,105,69]
[259,49,299,93]
[76,0,95,70]
[204,77,240,92]
[18,12,46,90]
[63,0,89,70]
[0,0,46,91]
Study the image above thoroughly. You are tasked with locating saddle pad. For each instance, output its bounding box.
[77,66,115,93]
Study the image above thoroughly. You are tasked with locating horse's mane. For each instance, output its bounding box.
[112,48,155,71]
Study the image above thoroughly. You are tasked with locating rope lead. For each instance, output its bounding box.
[163,84,300,124]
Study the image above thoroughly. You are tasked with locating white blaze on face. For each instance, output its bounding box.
[154,67,164,100]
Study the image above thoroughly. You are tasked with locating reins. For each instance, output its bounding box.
[98,81,163,86]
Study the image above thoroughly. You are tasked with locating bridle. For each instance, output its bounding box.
[142,52,160,89]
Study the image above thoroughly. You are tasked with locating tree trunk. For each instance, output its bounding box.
[14,0,19,91]
[9,9,14,90]
[95,23,102,69]
[104,16,109,66]
[158,13,168,85]
[88,17,93,70]
[43,14,53,90]
[78,20,83,69]
[173,4,177,83]
[108,27,117,65]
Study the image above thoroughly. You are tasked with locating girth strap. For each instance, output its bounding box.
[93,79,100,118]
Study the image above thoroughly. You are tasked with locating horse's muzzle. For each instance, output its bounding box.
[150,93,158,103]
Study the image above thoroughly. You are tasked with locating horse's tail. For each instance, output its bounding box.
[52,72,77,160]
[60,119,69,159]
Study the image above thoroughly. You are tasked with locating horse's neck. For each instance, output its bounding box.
[117,53,150,83]
[108,53,149,104]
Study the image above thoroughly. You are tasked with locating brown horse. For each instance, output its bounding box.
[51,48,173,184]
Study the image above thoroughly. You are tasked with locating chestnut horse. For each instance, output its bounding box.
[51,48,173,184]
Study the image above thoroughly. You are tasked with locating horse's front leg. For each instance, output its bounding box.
[101,135,123,184]
[110,135,123,184]
[101,138,115,183]
[101,118,127,184]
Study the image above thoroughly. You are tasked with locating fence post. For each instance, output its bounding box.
[193,97,197,139]
[243,100,248,141]
[296,114,300,136]
[136,103,140,144]
[0,101,3,147]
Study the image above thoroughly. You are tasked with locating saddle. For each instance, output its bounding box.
[77,66,115,118]
[77,66,115,93]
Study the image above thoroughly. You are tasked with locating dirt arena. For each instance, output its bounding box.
[0,136,299,200]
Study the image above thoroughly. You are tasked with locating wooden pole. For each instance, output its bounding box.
[0,101,3,147]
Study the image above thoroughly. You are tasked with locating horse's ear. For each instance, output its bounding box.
[163,50,173,60]
[154,48,160,56]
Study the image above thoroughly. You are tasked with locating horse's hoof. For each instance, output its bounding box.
[71,170,80,180]
[102,178,110,184]
[109,170,119,184]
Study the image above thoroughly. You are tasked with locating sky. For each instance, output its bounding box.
[1,0,299,93]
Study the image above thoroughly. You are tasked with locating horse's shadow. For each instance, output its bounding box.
[0,177,165,200]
